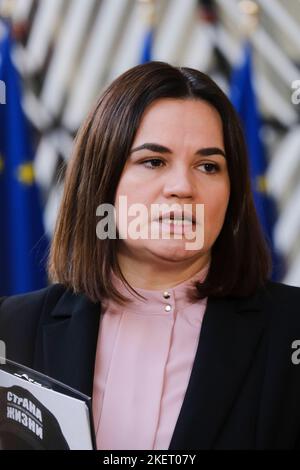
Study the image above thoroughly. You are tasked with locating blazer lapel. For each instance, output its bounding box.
[41,290,101,397]
[169,291,266,450]
[39,285,266,448]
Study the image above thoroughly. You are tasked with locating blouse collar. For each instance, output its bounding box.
[104,264,209,315]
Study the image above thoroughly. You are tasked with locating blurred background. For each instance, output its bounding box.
[0,0,299,296]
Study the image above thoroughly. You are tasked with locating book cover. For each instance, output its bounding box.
[0,358,96,450]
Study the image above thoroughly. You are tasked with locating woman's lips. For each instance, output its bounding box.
[156,219,196,235]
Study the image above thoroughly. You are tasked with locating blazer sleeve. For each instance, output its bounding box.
[0,285,65,368]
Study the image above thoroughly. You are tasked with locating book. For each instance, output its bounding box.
[0,358,96,450]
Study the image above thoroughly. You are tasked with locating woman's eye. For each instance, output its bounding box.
[198,162,219,174]
[141,158,164,169]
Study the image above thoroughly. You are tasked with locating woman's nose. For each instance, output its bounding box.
[162,166,194,199]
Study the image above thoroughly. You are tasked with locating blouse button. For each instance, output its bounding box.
[164,304,172,312]
[163,291,170,299]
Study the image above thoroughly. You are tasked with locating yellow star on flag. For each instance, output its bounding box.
[256,175,267,194]
[0,155,4,174]
[17,162,35,186]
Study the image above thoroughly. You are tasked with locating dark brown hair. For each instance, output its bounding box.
[48,61,271,303]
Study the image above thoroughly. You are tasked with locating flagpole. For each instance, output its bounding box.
[138,0,156,29]
[237,0,260,39]
[0,0,16,22]
[137,0,156,63]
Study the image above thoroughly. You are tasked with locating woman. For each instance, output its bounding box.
[1,61,300,450]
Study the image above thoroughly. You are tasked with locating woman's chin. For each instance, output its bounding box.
[144,239,202,262]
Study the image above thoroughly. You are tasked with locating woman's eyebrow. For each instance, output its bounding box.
[130,143,172,154]
[197,147,226,158]
[130,142,226,158]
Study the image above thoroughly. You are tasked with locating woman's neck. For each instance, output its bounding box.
[117,250,210,291]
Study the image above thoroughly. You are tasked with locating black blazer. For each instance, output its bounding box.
[1,280,300,450]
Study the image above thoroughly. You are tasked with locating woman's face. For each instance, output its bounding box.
[115,98,230,265]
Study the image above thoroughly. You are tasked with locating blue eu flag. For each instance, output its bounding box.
[140,28,154,63]
[0,26,48,296]
[229,42,284,280]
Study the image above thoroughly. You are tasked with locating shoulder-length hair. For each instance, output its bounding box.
[48,61,271,303]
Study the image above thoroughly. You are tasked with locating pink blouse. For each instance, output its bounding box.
[92,266,208,450]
